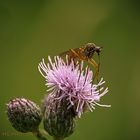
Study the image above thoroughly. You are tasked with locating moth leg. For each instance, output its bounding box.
[68,49,82,66]
[70,49,85,60]
[70,49,99,81]
[88,58,99,81]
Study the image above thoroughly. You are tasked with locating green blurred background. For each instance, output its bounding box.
[0,0,140,140]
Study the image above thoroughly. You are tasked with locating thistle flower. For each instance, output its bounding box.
[6,98,42,133]
[38,56,110,118]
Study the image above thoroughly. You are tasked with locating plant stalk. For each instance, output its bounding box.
[33,128,48,140]
[53,137,64,140]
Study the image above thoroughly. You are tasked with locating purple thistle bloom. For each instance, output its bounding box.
[38,56,110,118]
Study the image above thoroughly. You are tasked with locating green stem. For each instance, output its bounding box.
[33,129,48,140]
[53,137,64,140]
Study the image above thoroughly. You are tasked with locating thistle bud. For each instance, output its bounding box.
[43,94,75,139]
[7,98,42,133]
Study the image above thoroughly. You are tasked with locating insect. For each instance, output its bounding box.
[60,43,102,81]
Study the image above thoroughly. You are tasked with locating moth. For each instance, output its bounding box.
[60,43,102,81]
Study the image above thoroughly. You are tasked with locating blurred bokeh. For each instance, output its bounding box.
[0,0,140,140]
